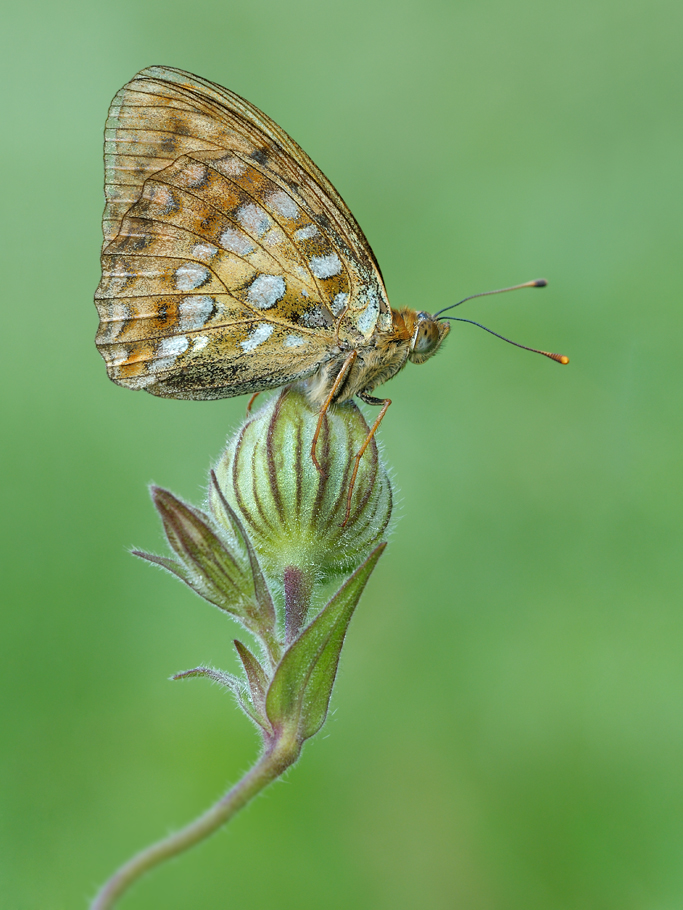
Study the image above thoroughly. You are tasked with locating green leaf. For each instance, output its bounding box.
[151,487,253,615]
[266,543,385,741]
[132,550,193,584]
[132,550,227,606]
[234,639,269,720]
[172,665,243,691]
[173,665,269,733]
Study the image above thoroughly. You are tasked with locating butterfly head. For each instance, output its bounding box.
[407,312,451,364]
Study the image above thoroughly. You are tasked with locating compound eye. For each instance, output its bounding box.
[412,317,439,355]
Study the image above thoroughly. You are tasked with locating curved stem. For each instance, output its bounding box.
[90,735,300,910]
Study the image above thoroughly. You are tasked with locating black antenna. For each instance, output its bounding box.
[439,316,569,364]
[434,278,547,319]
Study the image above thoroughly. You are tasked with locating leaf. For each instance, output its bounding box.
[234,639,269,719]
[132,550,194,584]
[132,549,224,605]
[172,665,243,691]
[151,487,254,616]
[172,665,269,733]
[266,543,385,741]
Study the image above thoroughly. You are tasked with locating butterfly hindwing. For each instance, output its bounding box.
[96,67,392,399]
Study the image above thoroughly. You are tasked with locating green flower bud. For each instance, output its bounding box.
[210,388,393,581]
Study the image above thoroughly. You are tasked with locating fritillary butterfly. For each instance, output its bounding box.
[95,67,565,505]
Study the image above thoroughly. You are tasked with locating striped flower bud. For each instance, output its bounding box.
[209,388,393,581]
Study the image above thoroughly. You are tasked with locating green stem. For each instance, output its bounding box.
[261,625,283,669]
[90,735,300,910]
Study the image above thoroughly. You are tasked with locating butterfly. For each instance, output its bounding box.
[95,67,566,510]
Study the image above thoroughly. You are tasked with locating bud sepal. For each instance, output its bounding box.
[135,486,277,656]
[210,388,392,582]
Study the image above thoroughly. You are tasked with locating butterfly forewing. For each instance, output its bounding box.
[96,66,392,399]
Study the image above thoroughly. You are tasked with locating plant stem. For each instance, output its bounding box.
[90,735,300,910]
[260,625,283,669]
[284,565,313,643]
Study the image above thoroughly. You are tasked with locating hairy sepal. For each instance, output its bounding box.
[209,472,277,636]
[149,486,266,625]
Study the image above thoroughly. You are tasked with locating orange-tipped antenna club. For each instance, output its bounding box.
[434,278,547,318]
[438,316,569,365]
[545,352,570,364]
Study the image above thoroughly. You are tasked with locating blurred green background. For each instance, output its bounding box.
[2,0,682,907]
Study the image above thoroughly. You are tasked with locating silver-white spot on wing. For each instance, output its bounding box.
[293,225,319,241]
[152,336,189,373]
[179,295,215,331]
[247,275,286,309]
[356,288,380,335]
[220,227,254,256]
[175,262,211,291]
[240,322,274,352]
[176,162,208,188]
[213,155,247,178]
[192,334,210,352]
[147,184,177,215]
[192,242,218,262]
[237,202,271,238]
[283,334,306,348]
[267,190,300,220]
[310,253,342,279]
[264,228,285,247]
[330,292,348,316]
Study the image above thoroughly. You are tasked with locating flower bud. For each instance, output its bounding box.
[210,388,393,580]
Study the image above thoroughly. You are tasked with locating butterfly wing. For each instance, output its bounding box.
[95,66,391,400]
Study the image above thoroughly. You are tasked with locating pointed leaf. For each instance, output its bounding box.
[234,640,269,717]
[172,666,269,732]
[299,616,352,741]
[210,471,276,634]
[172,665,243,692]
[132,550,234,609]
[266,543,385,740]
[132,550,193,584]
[151,487,254,615]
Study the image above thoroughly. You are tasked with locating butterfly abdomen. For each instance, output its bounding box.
[302,310,413,408]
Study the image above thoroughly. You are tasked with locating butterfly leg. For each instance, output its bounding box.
[310,350,358,473]
[343,393,392,527]
[246,391,261,415]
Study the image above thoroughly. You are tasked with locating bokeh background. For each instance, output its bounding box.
[2,0,682,907]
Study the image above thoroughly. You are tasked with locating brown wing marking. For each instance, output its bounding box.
[98,146,358,366]
[97,312,332,401]
[101,68,390,338]
[102,152,350,320]
[135,67,382,273]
